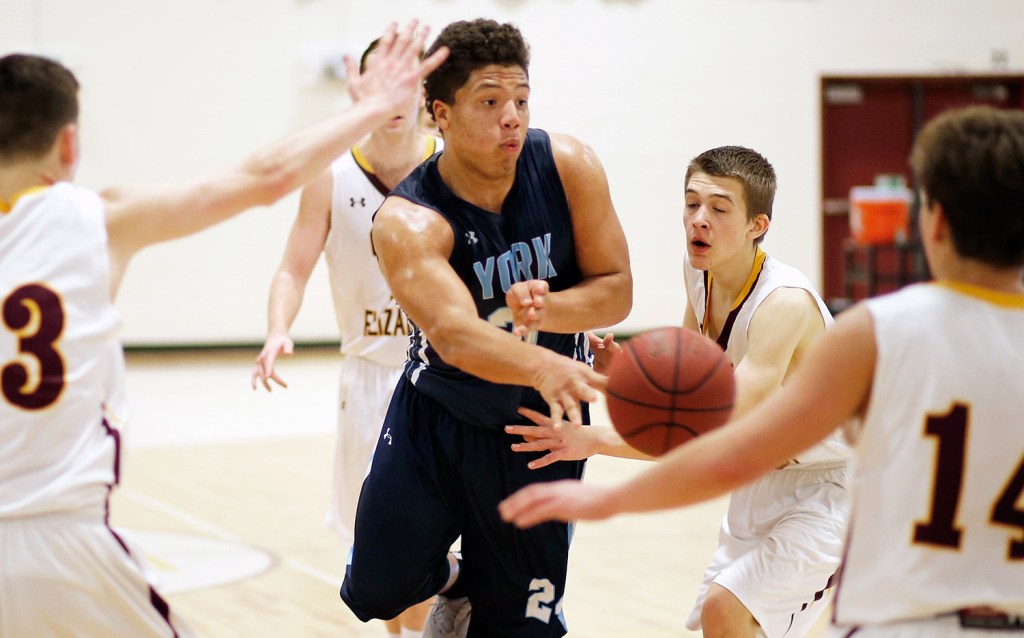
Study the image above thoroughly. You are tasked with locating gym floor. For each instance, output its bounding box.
[112,348,828,637]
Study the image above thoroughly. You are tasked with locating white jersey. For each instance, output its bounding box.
[324,137,441,366]
[683,248,850,465]
[0,183,126,519]
[834,282,1024,626]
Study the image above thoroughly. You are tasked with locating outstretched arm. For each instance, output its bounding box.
[506,134,632,335]
[252,171,333,391]
[506,407,654,470]
[101,21,447,296]
[500,304,876,528]
[373,197,605,426]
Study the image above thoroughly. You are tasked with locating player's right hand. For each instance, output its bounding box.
[506,407,604,469]
[531,357,605,427]
[252,334,294,392]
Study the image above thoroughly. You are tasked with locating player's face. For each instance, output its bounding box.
[683,173,765,272]
[433,64,530,175]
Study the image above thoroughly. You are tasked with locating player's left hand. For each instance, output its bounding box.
[499,479,616,528]
[588,331,621,375]
[506,407,603,469]
[506,279,549,337]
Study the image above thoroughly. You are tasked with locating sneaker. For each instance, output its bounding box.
[423,595,471,638]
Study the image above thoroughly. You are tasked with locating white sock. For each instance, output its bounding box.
[386,633,400,638]
[400,629,423,638]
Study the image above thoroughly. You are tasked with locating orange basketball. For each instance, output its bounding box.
[605,327,735,456]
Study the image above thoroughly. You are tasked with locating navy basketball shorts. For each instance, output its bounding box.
[340,375,586,637]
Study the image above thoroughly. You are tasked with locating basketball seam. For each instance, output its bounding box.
[603,389,733,412]
[629,341,726,396]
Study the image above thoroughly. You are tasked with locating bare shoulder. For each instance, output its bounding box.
[547,132,612,214]
[548,132,604,175]
[371,195,454,256]
[763,286,822,315]
[754,286,826,335]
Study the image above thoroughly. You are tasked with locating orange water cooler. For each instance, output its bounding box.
[849,176,913,244]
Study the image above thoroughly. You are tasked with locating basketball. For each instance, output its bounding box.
[605,327,735,457]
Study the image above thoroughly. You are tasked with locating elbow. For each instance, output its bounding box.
[258,171,301,207]
[422,321,474,370]
[245,155,302,207]
[609,271,633,324]
[715,457,764,491]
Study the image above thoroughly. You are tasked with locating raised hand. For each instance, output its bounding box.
[343,21,448,115]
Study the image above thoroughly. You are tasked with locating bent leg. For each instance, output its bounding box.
[341,377,462,621]
[700,584,761,638]
[457,425,585,638]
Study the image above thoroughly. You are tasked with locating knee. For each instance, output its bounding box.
[700,586,758,638]
[340,576,411,622]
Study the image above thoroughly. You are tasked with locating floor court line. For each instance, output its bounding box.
[120,487,343,588]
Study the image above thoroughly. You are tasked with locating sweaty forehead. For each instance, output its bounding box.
[464,65,529,92]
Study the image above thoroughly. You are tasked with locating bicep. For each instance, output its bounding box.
[734,288,820,415]
[371,199,475,337]
[733,305,874,462]
[551,134,630,280]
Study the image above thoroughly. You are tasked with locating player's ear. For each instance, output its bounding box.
[432,100,450,132]
[919,197,948,243]
[750,212,770,241]
[57,123,80,176]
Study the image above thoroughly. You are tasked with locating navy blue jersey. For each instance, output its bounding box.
[389,128,589,430]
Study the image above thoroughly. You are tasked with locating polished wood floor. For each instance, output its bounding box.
[112,348,827,637]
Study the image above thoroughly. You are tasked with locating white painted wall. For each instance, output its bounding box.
[3,0,1022,345]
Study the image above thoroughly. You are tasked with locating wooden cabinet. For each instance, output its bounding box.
[820,74,1024,310]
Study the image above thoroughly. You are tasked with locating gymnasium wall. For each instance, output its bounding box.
[3,0,1021,346]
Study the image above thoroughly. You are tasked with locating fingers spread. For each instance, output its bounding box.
[516,406,549,425]
[421,46,449,76]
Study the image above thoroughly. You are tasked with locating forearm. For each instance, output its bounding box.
[242,100,391,206]
[429,314,569,387]
[101,101,390,255]
[606,427,764,515]
[592,425,655,461]
[265,271,307,337]
[535,272,632,333]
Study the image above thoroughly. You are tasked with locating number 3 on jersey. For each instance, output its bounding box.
[2,283,66,410]
[914,403,1024,560]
